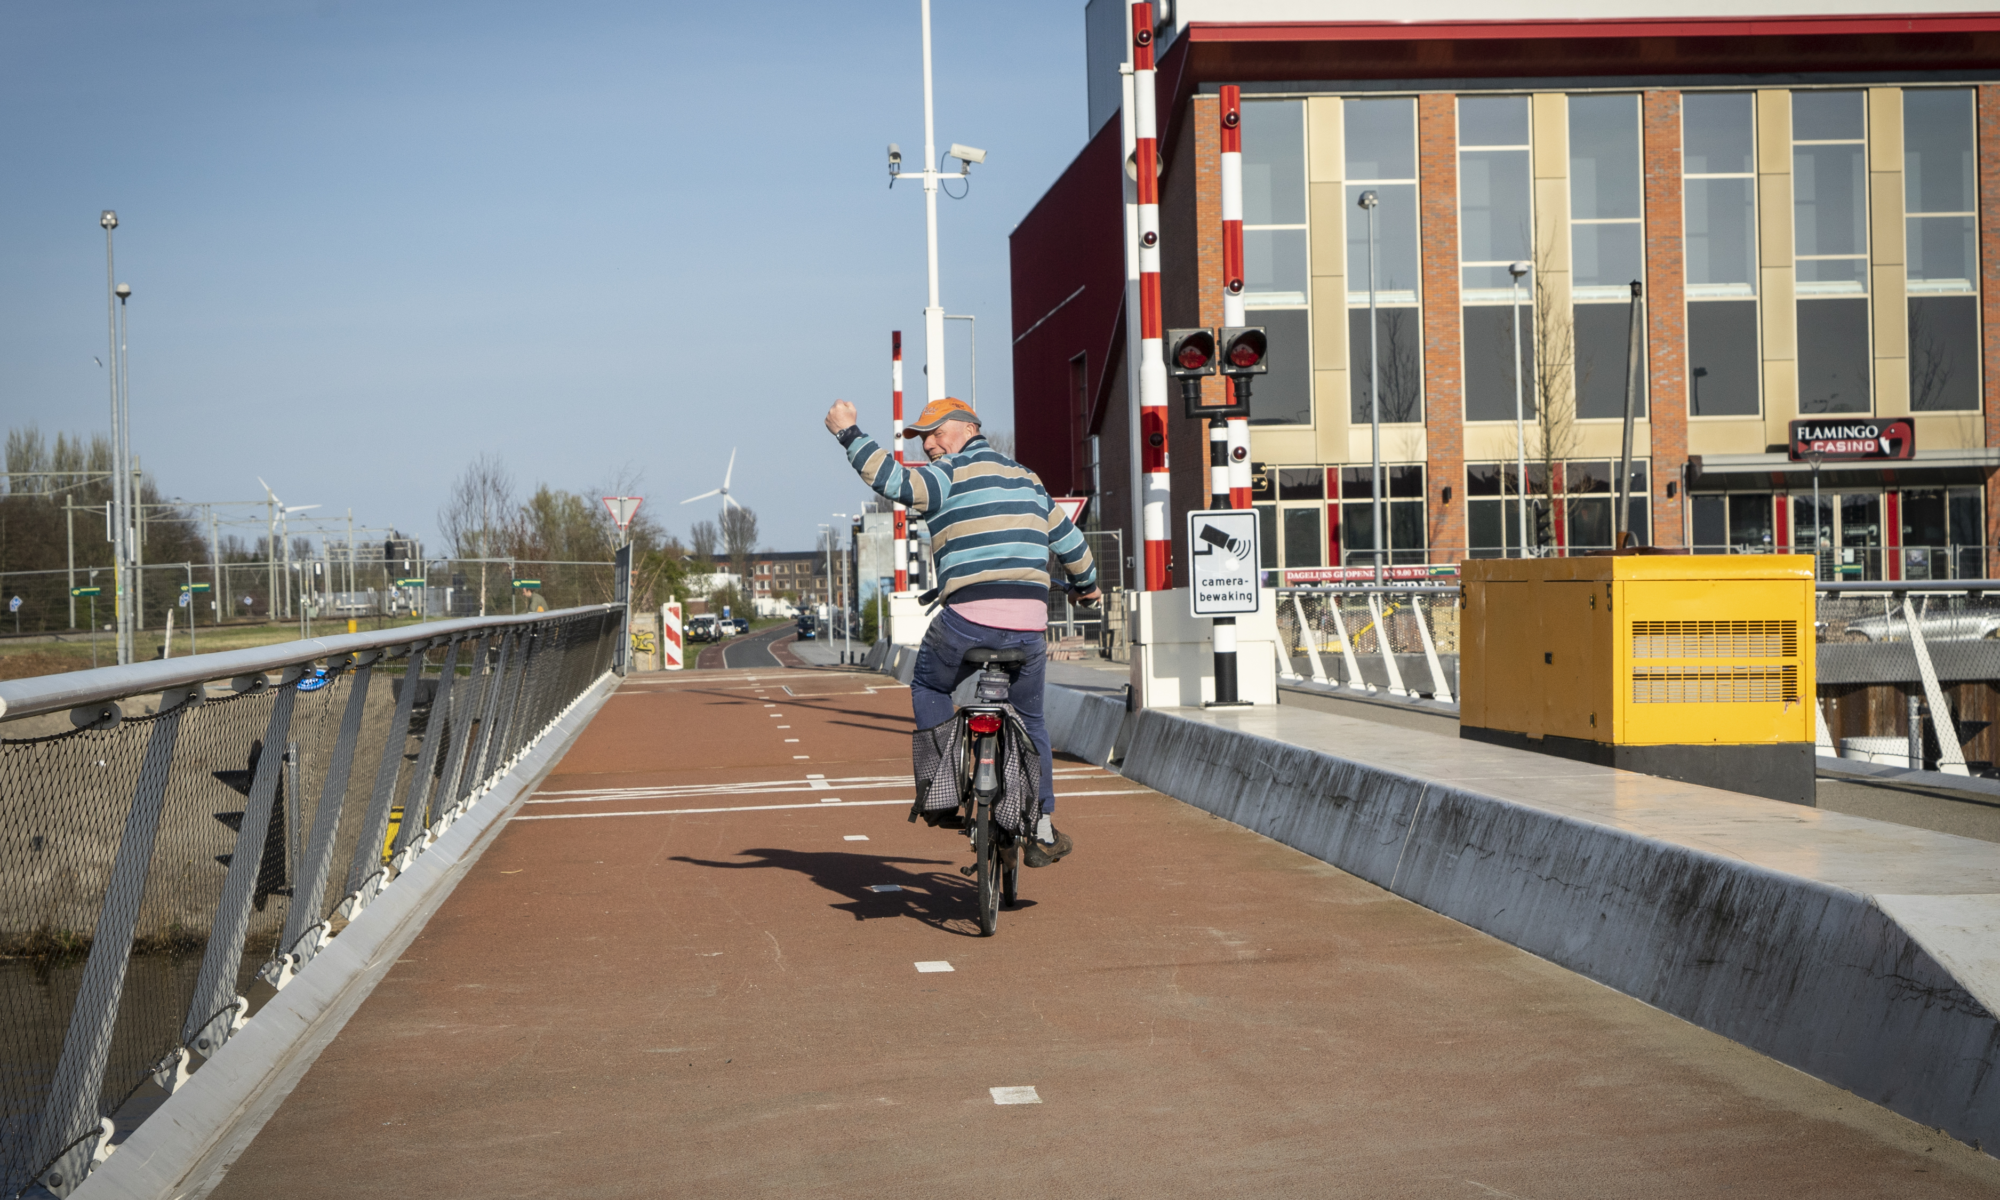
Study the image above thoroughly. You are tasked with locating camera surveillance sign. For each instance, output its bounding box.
[1188,509,1261,617]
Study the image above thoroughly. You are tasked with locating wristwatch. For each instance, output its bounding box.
[837,426,866,448]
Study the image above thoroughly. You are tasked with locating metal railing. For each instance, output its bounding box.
[0,604,623,1196]
[1276,585,1460,701]
[1814,581,2000,775]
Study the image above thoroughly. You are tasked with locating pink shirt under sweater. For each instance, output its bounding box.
[948,598,1048,631]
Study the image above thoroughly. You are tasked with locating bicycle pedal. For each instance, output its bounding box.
[959,864,976,878]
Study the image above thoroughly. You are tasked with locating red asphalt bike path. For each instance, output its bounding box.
[208,665,2000,1198]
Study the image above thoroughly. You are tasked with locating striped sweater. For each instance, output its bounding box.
[843,430,1096,605]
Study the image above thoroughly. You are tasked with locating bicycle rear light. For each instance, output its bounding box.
[968,713,1003,734]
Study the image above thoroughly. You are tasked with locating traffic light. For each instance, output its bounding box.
[1168,327,1249,419]
[1218,326,1268,407]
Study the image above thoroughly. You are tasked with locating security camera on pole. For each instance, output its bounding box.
[887,0,985,409]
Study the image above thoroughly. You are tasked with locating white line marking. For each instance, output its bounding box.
[871,885,903,893]
[819,797,841,804]
[514,799,909,821]
[990,1086,1040,1104]
[515,789,1145,821]
[915,960,953,972]
[777,725,791,729]
[794,755,810,759]
[844,835,869,841]
[785,739,800,743]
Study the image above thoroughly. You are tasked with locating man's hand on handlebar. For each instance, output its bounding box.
[1071,586,1103,608]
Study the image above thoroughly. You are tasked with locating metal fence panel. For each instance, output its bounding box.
[0,604,620,1195]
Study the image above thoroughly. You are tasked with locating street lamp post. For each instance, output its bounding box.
[1508,260,1532,558]
[944,314,976,410]
[889,0,984,406]
[1806,450,1826,580]
[832,513,853,664]
[100,211,133,665]
[1359,189,1383,584]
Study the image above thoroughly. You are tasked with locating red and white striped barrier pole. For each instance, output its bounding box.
[892,330,910,594]
[661,602,684,671]
[1220,85,1252,510]
[1133,2,1170,590]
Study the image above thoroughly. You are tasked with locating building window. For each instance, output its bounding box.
[1459,96,1535,422]
[1465,461,1552,557]
[1346,97,1422,424]
[1794,90,1870,413]
[1561,461,1649,549]
[1684,92,1760,416]
[1905,88,1981,412]
[1333,465,1427,566]
[1570,95,1646,422]
[1243,99,1312,426]
[1691,493,1776,553]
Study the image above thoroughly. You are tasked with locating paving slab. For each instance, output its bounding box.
[206,667,2000,1198]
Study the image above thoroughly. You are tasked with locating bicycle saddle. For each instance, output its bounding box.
[964,647,1028,667]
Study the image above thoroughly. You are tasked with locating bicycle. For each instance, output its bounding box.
[953,646,1028,937]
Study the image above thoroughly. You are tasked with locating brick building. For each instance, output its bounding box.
[1010,2,2000,583]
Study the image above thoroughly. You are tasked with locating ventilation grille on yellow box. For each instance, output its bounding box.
[1631,620,1799,660]
[1632,665,1800,705]
[1630,620,1801,704]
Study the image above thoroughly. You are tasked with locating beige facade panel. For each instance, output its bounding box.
[1762,358,1798,448]
[1531,92,1568,180]
[1867,87,1903,173]
[1534,176,1573,280]
[1310,181,1346,278]
[1307,95,1343,185]
[1686,416,1771,456]
[1874,262,1911,366]
[1756,89,1791,175]
[1249,428,1318,467]
[1465,423,1537,462]
[1910,412,1988,450]
[1869,170,1906,268]
[1566,420,1653,459]
[1757,172,1793,271]
[1348,425,1428,465]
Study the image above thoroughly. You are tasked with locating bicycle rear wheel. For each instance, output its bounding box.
[974,809,1000,936]
[1001,842,1018,908]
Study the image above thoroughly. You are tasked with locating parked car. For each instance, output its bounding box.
[796,614,818,640]
[686,615,720,642]
[730,617,750,636]
[1843,610,2000,642]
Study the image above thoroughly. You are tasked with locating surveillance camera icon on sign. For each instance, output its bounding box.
[1197,524,1251,561]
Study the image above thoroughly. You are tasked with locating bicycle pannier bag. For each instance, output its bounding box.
[910,717,967,821]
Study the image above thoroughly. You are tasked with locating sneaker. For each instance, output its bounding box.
[1024,827,1072,868]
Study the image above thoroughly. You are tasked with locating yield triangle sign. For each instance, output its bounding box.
[603,496,644,530]
[1051,497,1088,526]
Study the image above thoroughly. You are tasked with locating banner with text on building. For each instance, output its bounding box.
[1789,419,1915,462]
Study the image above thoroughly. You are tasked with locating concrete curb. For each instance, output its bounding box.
[1044,684,2000,1154]
[72,671,622,1200]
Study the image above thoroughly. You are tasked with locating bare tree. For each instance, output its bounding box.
[688,520,719,563]
[1528,250,1581,551]
[721,506,760,583]
[982,429,1015,458]
[438,453,519,616]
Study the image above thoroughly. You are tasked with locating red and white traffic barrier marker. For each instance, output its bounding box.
[661,602,684,671]
[892,330,909,594]
[1220,84,1252,510]
[1133,2,1169,591]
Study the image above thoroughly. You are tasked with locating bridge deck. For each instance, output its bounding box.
[208,665,2000,1197]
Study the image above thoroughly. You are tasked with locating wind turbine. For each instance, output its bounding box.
[258,477,319,619]
[681,448,744,512]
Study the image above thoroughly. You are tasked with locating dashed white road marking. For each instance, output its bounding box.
[515,799,909,821]
[990,1086,1040,1105]
[844,835,869,841]
[914,960,953,972]
[819,797,842,804]
[871,885,904,893]
[793,755,810,760]
[785,738,800,743]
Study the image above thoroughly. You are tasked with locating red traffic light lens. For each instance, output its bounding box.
[1176,344,1210,370]
[1228,343,1262,368]
[968,713,1003,734]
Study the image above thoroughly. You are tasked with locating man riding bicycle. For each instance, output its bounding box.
[825,395,1100,867]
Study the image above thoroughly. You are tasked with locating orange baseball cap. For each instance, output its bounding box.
[903,397,980,436]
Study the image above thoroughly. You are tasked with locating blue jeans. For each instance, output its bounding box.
[911,606,1054,814]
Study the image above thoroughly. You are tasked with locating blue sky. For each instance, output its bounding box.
[0,0,1092,553]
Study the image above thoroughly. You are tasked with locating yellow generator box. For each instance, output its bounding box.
[1460,555,1816,803]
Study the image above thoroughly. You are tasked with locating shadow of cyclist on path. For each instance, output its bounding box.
[668,846,1033,936]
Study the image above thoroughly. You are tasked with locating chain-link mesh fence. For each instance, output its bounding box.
[0,604,620,1196]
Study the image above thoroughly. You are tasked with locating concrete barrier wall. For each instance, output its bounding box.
[1044,685,2000,1153]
